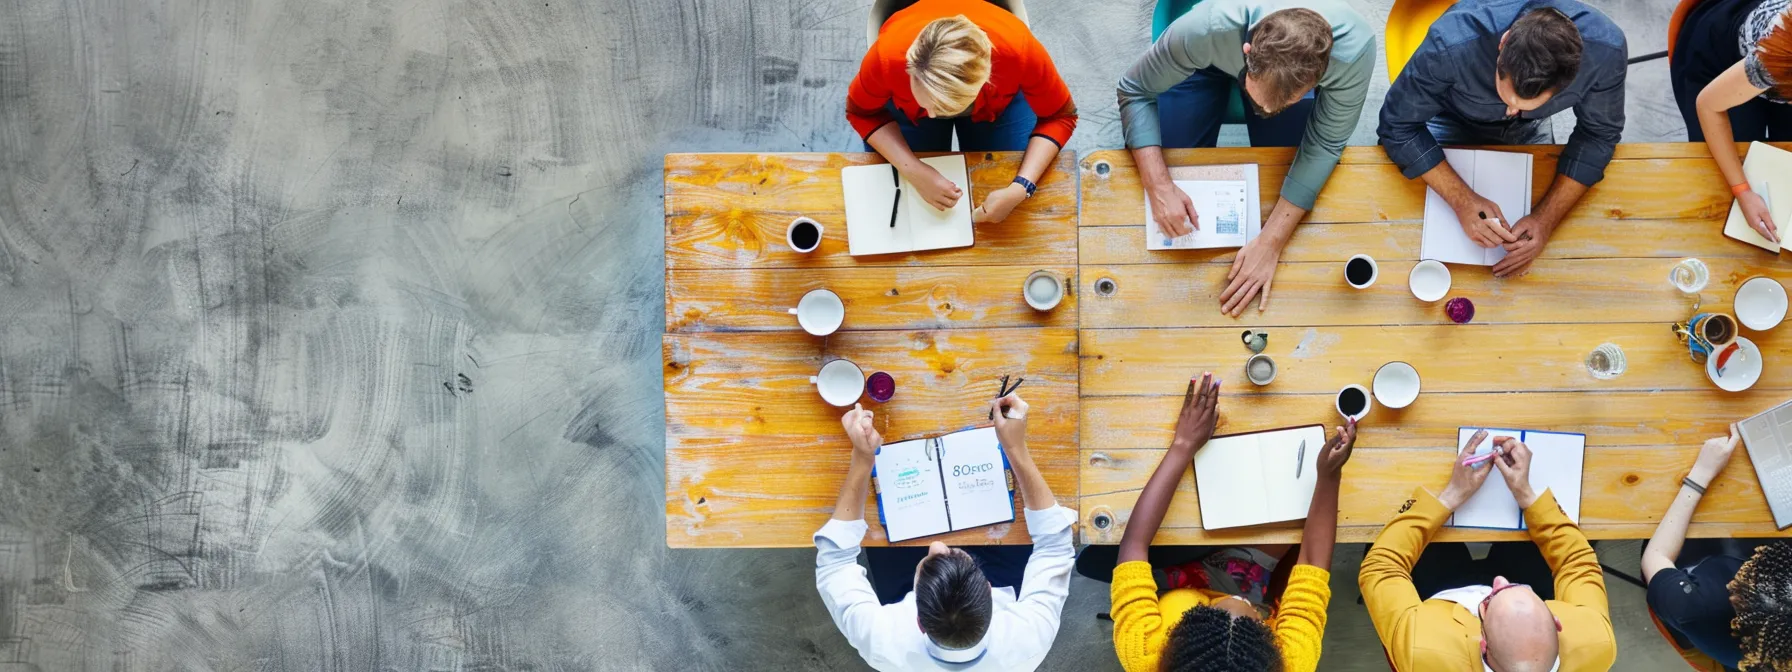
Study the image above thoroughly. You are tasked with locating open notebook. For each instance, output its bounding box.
[1193,425,1327,530]
[1737,398,1792,530]
[1448,428,1586,530]
[871,426,1015,542]
[1421,149,1533,266]
[1724,142,1792,252]
[1144,164,1263,250]
[842,155,974,256]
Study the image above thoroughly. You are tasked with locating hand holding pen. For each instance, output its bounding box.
[1439,429,1499,509]
[989,374,1025,421]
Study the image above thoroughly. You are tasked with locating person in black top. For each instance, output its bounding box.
[1641,426,1792,670]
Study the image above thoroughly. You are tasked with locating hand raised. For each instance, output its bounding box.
[841,404,882,459]
[1439,429,1496,509]
[1317,419,1357,479]
[1689,424,1741,485]
[1170,372,1220,454]
[991,393,1030,454]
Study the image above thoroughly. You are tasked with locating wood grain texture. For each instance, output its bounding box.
[665,151,1077,269]
[667,265,1076,332]
[1077,259,1792,328]
[665,328,1078,548]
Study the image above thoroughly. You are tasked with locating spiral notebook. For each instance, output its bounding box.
[871,427,1015,542]
[1447,428,1585,530]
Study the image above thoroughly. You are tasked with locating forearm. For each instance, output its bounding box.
[1534,173,1588,227]
[1297,477,1341,571]
[1700,106,1747,188]
[830,457,875,521]
[865,123,930,176]
[1118,447,1194,562]
[1014,135,1060,185]
[1008,447,1056,512]
[1259,197,1308,248]
[1418,161,1477,209]
[1130,145,1172,189]
[1641,484,1703,582]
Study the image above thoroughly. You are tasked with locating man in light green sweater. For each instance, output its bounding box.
[1118,0,1375,316]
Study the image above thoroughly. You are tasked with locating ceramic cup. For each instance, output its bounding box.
[789,288,845,336]
[1373,361,1422,409]
[1246,354,1277,386]
[1336,383,1372,421]
[811,359,865,407]
[787,217,823,253]
[1345,254,1379,289]
[1678,312,1739,362]
[1408,260,1451,302]
[1024,270,1065,311]
[1735,277,1788,331]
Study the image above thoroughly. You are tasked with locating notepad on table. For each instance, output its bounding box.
[1144,164,1262,250]
[872,426,1015,542]
[1724,142,1792,252]
[842,155,974,256]
[1737,398,1792,530]
[1421,149,1533,266]
[1448,428,1585,530]
[1193,424,1327,530]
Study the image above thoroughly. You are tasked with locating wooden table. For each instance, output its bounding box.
[1078,143,1792,545]
[664,151,1081,548]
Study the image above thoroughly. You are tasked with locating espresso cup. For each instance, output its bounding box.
[789,289,845,336]
[1024,270,1064,311]
[1345,255,1379,289]
[1336,384,1372,421]
[787,217,823,253]
[1246,354,1277,385]
[810,359,865,407]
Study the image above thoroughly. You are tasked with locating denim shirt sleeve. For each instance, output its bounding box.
[1377,41,1456,180]
[1557,46,1626,187]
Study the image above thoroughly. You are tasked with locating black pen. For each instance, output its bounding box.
[889,165,901,228]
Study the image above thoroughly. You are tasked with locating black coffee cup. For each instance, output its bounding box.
[787,217,822,253]
[1336,384,1371,421]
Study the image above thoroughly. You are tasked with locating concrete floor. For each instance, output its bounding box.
[0,0,1693,669]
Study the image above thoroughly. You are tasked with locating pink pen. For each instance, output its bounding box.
[1458,430,1499,466]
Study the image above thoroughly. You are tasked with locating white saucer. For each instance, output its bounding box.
[1373,361,1421,408]
[1706,337,1763,392]
[1735,277,1787,331]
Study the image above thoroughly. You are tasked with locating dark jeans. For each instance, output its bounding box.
[1410,542,1557,601]
[1157,66,1315,149]
[881,93,1038,153]
[1426,112,1555,146]
[866,545,1033,605]
[1672,0,1792,142]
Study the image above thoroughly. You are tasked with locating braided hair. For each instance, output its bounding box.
[1734,541,1792,671]
[1161,605,1285,672]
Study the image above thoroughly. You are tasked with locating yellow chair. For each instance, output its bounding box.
[1385,0,1458,83]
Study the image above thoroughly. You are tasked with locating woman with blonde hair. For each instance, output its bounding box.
[1674,0,1792,243]
[848,0,1077,224]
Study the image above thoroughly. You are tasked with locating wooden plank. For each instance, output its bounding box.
[667,265,1077,332]
[665,328,1079,548]
[1079,218,1775,266]
[1079,391,1785,452]
[1079,324,1791,396]
[1076,259,1792,329]
[1077,445,1789,545]
[665,151,1077,270]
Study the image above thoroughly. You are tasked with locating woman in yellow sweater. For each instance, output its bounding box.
[1108,372,1355,672]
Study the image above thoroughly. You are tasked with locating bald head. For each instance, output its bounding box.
[1482,584,1559,672]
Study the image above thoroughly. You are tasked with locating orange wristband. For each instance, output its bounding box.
[1732,182,1753,197]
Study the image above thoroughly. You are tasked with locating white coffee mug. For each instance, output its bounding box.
[811,359,865,407]
[789,289,845,336]
[787,217,823,253]
[1335,383,1373,421]
[1345,254,1379,289]
[1024,270,1064,311]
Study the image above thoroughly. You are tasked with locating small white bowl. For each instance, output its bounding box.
[1373,362,1422,408]
[1735,277,1787,331]
[1706,337,1763,392]
[1408,260,1452,303]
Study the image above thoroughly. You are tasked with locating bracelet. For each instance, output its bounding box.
[1682,476,1708,495]
[1732,182,1753,197]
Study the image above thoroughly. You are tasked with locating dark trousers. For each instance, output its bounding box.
[866,545,1033,605]
[1426,113,1555,146]
[1672,0,1792,141]
[882,93,1038,153]
[1410,542,1557,601]
[1157,67,1315,149]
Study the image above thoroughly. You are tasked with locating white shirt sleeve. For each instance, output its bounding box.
[813,518,888,663]
[1003,506,1078,653]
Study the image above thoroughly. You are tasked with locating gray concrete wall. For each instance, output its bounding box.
[0,0,1688,669]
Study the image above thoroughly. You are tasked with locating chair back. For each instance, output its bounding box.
[867,0,1029,46]
[1386,0,1459,82]
[1666,0,1705,62]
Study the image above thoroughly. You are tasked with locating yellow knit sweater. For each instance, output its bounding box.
[1109,560,1332,672]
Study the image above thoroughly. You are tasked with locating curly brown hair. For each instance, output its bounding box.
[1733,541,1792,671]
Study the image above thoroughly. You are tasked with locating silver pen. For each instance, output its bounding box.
[1295,439,1307,478]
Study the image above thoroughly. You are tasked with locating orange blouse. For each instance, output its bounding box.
[846,0,1077,147]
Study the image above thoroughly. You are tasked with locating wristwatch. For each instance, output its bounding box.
[1011,175,1036,199]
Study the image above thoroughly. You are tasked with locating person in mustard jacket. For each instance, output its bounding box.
[1359,432,1617,671]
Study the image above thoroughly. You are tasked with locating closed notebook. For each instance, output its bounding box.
[871,426,1015,543]
[1193,425,1326,530]
[1143,164,1262,250]
[1421,149,1533,266]
[1736,398,1792,530]
[842,155,974,256]
[1448,428,1585,530]
[1724,142,1792,252]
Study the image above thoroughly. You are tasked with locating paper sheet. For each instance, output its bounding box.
[1448,428,1584,529]
[1143,164,1261,251]
[876,438,949,542]
[939,427,1014,531]
[1724,142,1792,252]
[1194,425,1326,530]
[1421,149,1532,266]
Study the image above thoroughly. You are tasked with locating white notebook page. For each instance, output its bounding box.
[1450,427,1526,529]
[843,163,908,256]
[1421,149,1532,266]
[939,427,1014,531]
[1449,428,1584,529]
[905,155,975,252]
[876,438,949,542]
[1725,142,1792,251]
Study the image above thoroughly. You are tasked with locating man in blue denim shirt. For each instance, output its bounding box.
[1378,0,1626,277]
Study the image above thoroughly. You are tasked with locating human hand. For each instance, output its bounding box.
[1492,214,1552,278]
[1147,179,1198,239]
[1220,237,1281,316]
[974,183,1028,224]
[841,404,883,461]
[1170,372,1220,454]
[1452,193,1518,248]
[909,164,963,210]
[1317,419,1358,480]
[1439,429,1497,509]
[991,393,1030,455]
[1739,190,1780,244]
[1689,424,1741,486]
[1492,436,1539,507]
